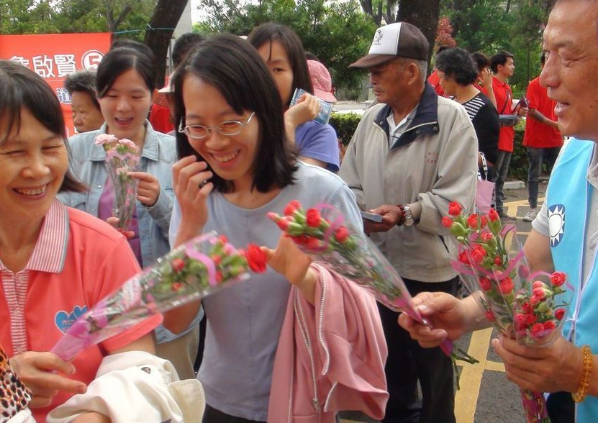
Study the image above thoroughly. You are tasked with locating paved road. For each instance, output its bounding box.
[341,181,546,423]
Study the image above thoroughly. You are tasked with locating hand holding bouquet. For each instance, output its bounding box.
[95,134,140,233]
[268,201,478,370]
[444,204,571,422]
[51,232,267,362]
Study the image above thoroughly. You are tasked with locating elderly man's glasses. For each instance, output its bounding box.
[178,112,255,140]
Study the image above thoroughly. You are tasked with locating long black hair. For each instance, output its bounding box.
[172,34,297,193]
[0,60,86,193]
[248,23,314,106]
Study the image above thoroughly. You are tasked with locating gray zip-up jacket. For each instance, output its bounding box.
[339,83,478,282]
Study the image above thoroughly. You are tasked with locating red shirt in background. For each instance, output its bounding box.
[428,70,446,97]
[149,103,174,134]
[492,76,515,152]
[523,77,563,148]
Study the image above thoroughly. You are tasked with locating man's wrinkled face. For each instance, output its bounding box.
[368,59,409,104]
[540,1,598,140]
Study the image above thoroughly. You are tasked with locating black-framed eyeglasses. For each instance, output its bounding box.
[178,112,256,140]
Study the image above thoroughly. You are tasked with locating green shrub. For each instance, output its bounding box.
[329,112,362,146]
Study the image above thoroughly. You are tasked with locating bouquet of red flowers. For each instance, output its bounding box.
[51,232,267,361]
[444,203,571,423]
[95,134,140,233]
[268,201,478,374]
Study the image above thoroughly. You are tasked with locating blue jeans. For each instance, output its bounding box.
[527,146,561,209]
[493,150,512,214]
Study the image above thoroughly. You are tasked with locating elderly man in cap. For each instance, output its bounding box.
[339,22,477,423]
[399,1,598,421]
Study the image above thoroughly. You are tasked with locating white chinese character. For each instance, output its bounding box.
[9,56,30,68]
[54,54,76,77]
[32,55,56,78]
[56,87,71,104]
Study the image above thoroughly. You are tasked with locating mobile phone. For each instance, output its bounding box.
[515,96,528,110]
[289,88,334,125]
[361,210,383,223]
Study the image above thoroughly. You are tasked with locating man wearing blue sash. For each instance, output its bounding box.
[398,0,598,421]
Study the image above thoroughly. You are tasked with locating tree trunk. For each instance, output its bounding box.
[397,0,441,74]
[359,0,383,25]
[144,0,188,88]
[359,0,374,19]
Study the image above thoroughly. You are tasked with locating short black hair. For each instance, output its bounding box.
[435,48,479,86]
[471,51,491,72]
[110,39,155,62]
[172,32,204,68]
[490,50,514,73]
[172,34,297,194]
[96,47,156,98]
[64,70,100,110]
[247,23,313,106]
[0,60,86,193]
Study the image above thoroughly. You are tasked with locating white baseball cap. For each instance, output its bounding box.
[350,22,429,68]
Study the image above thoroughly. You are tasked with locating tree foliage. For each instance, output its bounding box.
[195,0,377,93]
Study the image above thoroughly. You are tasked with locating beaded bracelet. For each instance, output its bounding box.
[572,345,594,403]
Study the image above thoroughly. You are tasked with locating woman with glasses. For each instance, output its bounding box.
[58,46,201,381]
[166,35,386,423]
[248,23,340,172]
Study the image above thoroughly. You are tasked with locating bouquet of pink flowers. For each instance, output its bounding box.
[51,232,267,362]
[444,203,571,423]
[268,201,478,374]
[95,134,140,233]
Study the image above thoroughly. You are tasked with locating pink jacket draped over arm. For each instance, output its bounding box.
[268,263,388,422]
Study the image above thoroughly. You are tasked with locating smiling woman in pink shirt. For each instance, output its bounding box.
[0,60,161,423]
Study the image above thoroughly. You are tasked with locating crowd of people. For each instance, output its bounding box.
[1,0,597,421]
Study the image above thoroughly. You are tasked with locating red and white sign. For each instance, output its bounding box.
[0,33,111,137]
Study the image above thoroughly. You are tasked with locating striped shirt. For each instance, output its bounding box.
[0,200,69,354]
[462,95,486,122]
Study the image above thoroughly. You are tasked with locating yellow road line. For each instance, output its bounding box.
[455,328,493,423]
[485,360,506,372]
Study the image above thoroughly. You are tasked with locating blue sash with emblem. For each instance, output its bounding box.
[546,138,598,421]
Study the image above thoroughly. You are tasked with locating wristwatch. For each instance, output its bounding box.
[402,205,414,227]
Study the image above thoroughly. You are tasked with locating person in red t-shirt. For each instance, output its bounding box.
[491,51,527,220]
[522,52,563,222]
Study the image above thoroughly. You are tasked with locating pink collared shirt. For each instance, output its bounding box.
[0,200,69,354]
[0,200,161,422]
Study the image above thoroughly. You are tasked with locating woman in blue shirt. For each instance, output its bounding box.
[166,34,361,422]
[248,23,340,172]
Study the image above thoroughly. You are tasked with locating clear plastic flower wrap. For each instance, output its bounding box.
[268,201,478,373]
[445,203,572,423]
[50,231,267,362]
[95,134,140,233]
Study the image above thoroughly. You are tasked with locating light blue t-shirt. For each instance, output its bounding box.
[169,162,361,421]
[295,121,340,172]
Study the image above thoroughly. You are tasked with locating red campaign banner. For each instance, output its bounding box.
[0,33,111,138]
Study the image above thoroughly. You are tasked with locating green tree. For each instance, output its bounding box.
[196,0,377,93]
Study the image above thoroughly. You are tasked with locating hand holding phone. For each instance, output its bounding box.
[361,210,383,223]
